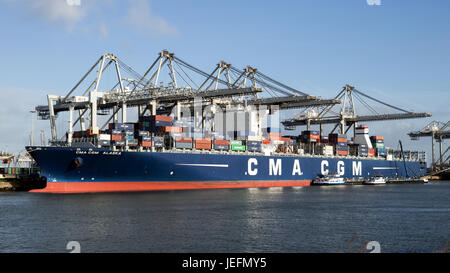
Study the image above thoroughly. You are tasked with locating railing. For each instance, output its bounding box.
[60,139,426,162]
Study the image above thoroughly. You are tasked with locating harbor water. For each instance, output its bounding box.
[0,181,448,253]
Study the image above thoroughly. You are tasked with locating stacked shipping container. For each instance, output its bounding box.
[68,115,392,160]
[329,133,348,156]
[371,136,386,157]
[300,130,320,143]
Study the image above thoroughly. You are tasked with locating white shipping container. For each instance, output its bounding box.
[99,134,111,140]
[323,145,334,151]
[247,135,262,141]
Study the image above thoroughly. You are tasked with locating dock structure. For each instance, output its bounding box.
[0,152,45,191]
[33,51,431,148]
[34,50,340,144]
[408,120,450,178]
[282,84,431,135]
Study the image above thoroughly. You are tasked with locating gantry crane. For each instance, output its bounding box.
[408,120,450,171]
[35,50,340,145]
[282,84,431,138]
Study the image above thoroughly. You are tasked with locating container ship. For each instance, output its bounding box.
[26,51,430,193]
[26,120,428,193]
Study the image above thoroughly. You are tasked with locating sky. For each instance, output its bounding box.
[0,0,449,165]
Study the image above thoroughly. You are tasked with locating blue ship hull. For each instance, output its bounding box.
[26,146,427,193]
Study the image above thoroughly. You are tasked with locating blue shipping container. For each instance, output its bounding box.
[111,129,122,135]
[140,136,152,142]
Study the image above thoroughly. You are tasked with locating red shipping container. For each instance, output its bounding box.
[308,135,320,140]
[337,138,347,143]
[337,150,348,156]
[262,139,271,144]
[368,148,375,157]
[141,141,152,147]
[214,139,230,146]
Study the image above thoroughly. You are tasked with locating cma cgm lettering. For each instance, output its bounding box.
[26,147,426,193]
[247,158,361,177]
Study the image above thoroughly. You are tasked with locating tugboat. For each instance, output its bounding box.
[363,175,386,185]
[311,173,345,185]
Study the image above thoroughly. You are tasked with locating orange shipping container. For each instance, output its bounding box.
[195,138,212,143]
[152,115,173,122]
[195,138,211,149]
[214,139,230,146]
[269,132,281,138]
[195,143,211,150]
[141,141,152,147]
[175,137,193,143]
[158,126,182,133]
[111,135,122,141]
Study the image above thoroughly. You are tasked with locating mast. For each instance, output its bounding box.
[398,140,409,178]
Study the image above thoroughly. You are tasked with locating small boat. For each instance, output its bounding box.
[312,173,345,185]
[363,175,386,185]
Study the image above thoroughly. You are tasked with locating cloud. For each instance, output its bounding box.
[125,0,179,37]
[99,21,109,39]
[5,0,86,30]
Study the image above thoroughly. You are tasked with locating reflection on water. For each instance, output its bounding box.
[0,182,448,253]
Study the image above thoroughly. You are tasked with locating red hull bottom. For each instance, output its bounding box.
[29,180,311,193]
